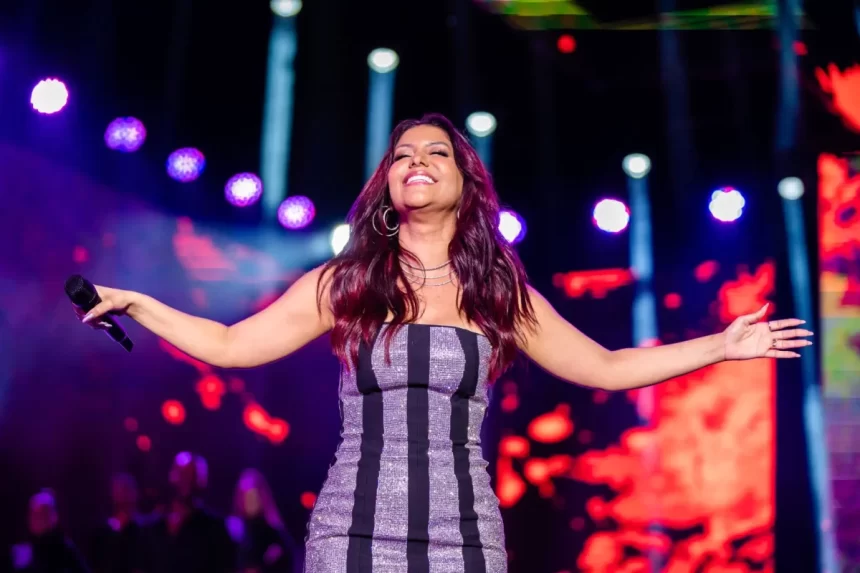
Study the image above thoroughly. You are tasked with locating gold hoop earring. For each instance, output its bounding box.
[372,206,399,237]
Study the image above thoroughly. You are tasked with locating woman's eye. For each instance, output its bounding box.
[432,151,449,157]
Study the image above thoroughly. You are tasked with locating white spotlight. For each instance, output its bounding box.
[271,0,302,17]
[778,177,804,200]
[622,153,651,179]
[466,112,497,138]
[368,49,399,74]
[330,224,350,256]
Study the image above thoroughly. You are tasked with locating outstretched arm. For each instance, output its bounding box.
[519,286,812,391]
[81,266,333,369]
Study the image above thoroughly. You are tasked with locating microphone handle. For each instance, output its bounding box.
[102,316,134,352]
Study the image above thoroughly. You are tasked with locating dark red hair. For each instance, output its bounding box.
[318,113,535,381]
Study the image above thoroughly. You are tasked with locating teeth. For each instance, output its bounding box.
[406,175,434,185]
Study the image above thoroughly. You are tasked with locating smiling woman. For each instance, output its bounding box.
[76,113,812,573]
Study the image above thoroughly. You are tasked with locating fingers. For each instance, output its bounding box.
[765,349,801,359]
[81,301,114,324]
[772,338,813,350]
[744,303,769,325]
[772,328,814,340]
[768,318,806,330]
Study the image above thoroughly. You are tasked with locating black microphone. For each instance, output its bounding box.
[64,274,133,352]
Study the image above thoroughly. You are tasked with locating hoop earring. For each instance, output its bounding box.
[372,206,399,237]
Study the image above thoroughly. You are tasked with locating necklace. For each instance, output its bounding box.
[401,266,452,280]
[407,275,455,287]
[399,258,451,272]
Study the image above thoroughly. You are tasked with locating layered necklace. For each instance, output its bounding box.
[399,257,454,287]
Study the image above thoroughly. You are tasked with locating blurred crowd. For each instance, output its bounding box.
[4,453,302,573]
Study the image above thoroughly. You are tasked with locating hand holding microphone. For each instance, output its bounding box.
[65,275,135,352]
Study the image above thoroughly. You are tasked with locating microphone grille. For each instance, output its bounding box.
[64,274,96,305]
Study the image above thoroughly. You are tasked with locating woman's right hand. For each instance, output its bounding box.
[74,286,138,330]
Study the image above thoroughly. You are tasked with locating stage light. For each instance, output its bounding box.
[557,34,576,54]
[330,224,350,255]
[466,112,497,138]
[778,176,804,200]
[30,78,68,114]
[166,148,206,182]
[277,196,315,230]
[498,209,526,244]
[270,0,302,17]
[593,199,630,233]
[368,48,399,74]
[225,173,263,207]
[709,187,745,222]
[104,117,146,152]
[622,154,651,179]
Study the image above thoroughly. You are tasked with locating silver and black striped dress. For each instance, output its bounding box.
[304,323,507,572]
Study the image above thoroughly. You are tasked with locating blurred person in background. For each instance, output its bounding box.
[77,113,813,571]
[89,474,143,573]
[227,469,300,573]
[137,452,234,573]
[8,489,90,573]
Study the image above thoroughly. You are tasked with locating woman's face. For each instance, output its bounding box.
[387,125,463,216]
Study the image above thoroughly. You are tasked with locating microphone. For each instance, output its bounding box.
[64,275,133,352]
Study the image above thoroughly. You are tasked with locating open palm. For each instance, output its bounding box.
[723,304,813,360]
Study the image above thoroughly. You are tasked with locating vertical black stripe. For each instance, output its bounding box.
[406,325,431,573]
[453,330,486,572]
[346,340,383,573]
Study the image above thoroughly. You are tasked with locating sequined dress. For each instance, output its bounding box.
[304,323,507,573]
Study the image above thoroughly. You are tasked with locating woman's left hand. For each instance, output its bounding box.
[723,304,813,360]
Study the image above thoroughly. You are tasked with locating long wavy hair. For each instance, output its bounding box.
[318,113,536,381]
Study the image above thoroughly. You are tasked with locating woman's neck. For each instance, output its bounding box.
[397,215,455,268]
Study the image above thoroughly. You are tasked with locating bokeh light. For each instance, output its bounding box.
[778,176,804,200]
[166,148,206,182]
[499,209,526,244]
[466,112,497,138]
[622,153,651,178]
[225,173,263,207]
[330,224,350,255]
[278,196,316,230]
[368,48,399,73]
[104,117,147,152]
[30,78,69,114]
[709,187,746,222]
[557,34,576,54]
[270,0,302,17]
[593,199,630,233]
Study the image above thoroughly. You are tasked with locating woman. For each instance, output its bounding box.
[228,469,299,573]
[77,113,812,572]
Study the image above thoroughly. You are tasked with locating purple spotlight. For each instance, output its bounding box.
[166,148,205,182]
[277,196,316,230]
[498,209,526,244]
[225,173,263,207]
[105,117,147,152]
[31,78,69,114]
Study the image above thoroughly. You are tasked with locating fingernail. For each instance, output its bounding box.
[82,313,93,323]
[800,320,806,324]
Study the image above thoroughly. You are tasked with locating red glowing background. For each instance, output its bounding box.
[499,262,776,571]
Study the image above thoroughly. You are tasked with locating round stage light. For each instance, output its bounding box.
[709,187,745,222]
[104,117,147,152]
[270,0,302,17]
[368,48,399,73]
[166,148,206,183]
[31,78,69,114]
[557,34,576,54]
[278,196,316,230]
[330,224,350,255]
[466,112,497,138]
[498,209,526,244]
[778,177,804,200]
[622,153,651,179]
[593,199,630,233]
[225,173,263,207]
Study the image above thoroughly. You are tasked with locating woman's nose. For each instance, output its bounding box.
[410,153,428,167]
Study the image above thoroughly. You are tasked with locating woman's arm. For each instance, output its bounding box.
[520,286,811,391]
[82,266,333,369]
